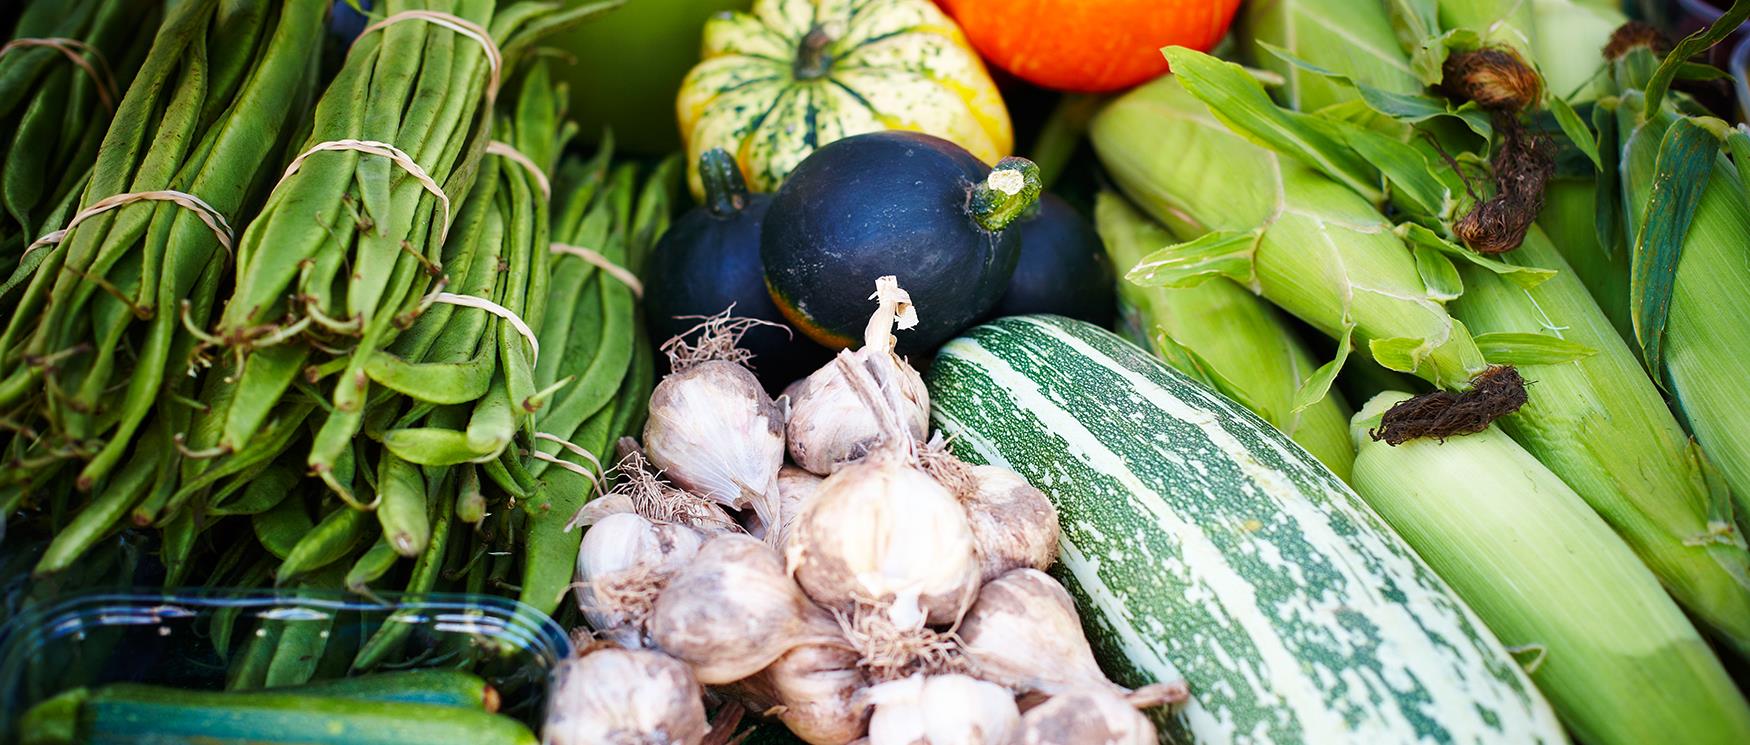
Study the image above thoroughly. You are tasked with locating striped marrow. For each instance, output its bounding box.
[925,315,1563,744]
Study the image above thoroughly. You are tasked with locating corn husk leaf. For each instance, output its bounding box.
[1628,117,1717,379]
[1472,332,1594,365]
[1240,0,1424,113]
[1255,42,1492,140]
[1349,393,1750,745]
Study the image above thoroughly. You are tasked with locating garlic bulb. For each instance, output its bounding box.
[644,359,786,528]
[920,444,1059,582]
[1013,690,1158,745]
[575,513,706,647]
[734,612,869,745]
[861,674,1020,745]
[650,534,837,684]
[545,647,709,745]
[774,464,823,552]
[786,455,981,628]
[786,277,929,476]
[959,569,1187,708]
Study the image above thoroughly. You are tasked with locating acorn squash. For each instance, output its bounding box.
[676,0,1012,199]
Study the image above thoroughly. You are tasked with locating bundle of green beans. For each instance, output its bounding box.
[0,0,158,275]
[0,0,329,546]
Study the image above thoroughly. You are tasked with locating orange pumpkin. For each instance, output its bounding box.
[938,0,1241,92]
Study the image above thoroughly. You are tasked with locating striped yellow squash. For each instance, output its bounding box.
[675,0,1011,199]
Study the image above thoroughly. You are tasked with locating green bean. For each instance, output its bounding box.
[377,452,430,558]
[209,462,298,516]
[159,509,197,587]
[265,565,345,688]
[221,345,312,452]
[353,470,452,671]
[143,398,316,525]
[33,424,166,576]
[277,503,371,585]
[212,556,275,662]
[455,465,485,525]
[464,370,515,457]
[346,536,399,596]
[363,349,494,406]
[252,492,312,561]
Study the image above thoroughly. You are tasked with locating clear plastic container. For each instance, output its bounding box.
[0,589,572,740]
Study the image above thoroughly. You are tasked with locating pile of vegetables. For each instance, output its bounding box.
[4,0,1750,743]
[551,278,1187,745]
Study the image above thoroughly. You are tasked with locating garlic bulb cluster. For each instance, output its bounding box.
[545,646,709,745]
[649,534,837,684]
[861,674,1020,745]
[1013,689,1159,745]
[959,569,1188,709]
[786,449,981,628]
[921,438,1060,582]
[565,277,1185,745]
[786,276,929,475]
[574,512,707,648]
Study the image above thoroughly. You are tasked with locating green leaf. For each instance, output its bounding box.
[1384,0,1441,77]
[1293,324,1353,413]
[1644,0,1750,113]
[1258,42,1493,141]
[1413,243,1463,301]
[1630,117,1719,380]
[1725,124,1750,220]
[1396,222,1555,289]
[1473,332,1597,366]
[1161,47,1383,204]
[1547,95,1601,171]
[1337,123,1452,220]
[1152,331,1268,420]
[1368,336,1428,375]
[1673,62,1735,82]
[1127,230,1259,288]
[1407,28,1484,88]
[1592,101,1624,260]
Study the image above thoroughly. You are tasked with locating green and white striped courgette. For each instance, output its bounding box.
[925,315,1563,744]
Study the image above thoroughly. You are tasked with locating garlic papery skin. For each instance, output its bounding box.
[741,611,869,745]
[786,455,981,628]
[575,513,707,648]
[785,277,929,476]
[1013,690,1157,745]
[922,447,1061,583]
[644,360,786,527]
[861,674,1020,745]
[775,465,823,552]
[958,569,1159,703]
[544,647,709,745]
[651,534,835,684]
[784,354,928,476]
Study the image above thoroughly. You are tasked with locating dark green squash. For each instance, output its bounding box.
[995,193,1115,326]
[644,149,829,389]
[760,131,1040,353]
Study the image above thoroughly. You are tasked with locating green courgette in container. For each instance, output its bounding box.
[926,315,1562,744]
[18,683,537,745]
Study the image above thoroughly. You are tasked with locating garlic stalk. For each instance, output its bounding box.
[920,438,1059,582]
[1013,689,1158,745]
[568,450,741,535]
[786,277,929,475]
[958,569,1188,708]
[574,512,706,648]
[650,534,839,684]
[860,674,1021,745]
[545,646,709,745]
[645,313,787,529]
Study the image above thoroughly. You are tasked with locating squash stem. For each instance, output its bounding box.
[794,26,834,80]
[969,157,1043,233]
[698,148,749,218]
